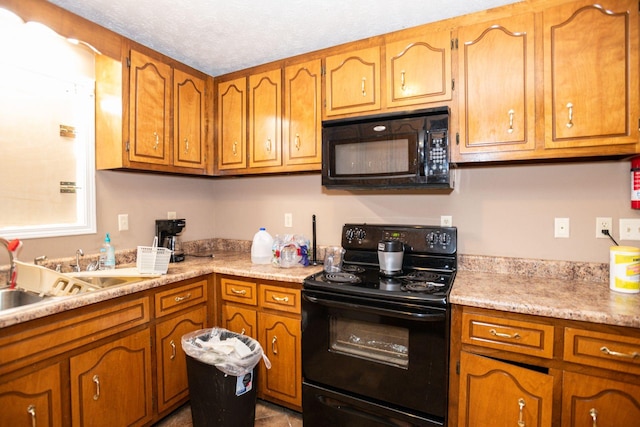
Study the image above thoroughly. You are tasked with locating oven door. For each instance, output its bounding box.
[302,289,448,421]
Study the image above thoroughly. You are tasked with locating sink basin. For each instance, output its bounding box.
[71,275,145,288]
[0,288,47,311]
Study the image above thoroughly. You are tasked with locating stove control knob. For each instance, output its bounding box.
[426,232,438,245]
[440,233,451,245]
[355,228,367,242]
[345,228,355,242]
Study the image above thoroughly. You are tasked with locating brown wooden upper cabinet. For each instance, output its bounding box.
[325,46,381,117]
[96,48,210,174]
[283,59,322,168]
[456,13,536,158]
[217,77,247,171]
[385,31,452,109]
[249,68,282,169]
[543,0,639,151]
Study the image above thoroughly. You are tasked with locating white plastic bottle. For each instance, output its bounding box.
[101,233,116,270]
[251,228,274,264]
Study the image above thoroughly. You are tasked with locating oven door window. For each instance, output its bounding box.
[334,138,411,176]
[329,317,409,368]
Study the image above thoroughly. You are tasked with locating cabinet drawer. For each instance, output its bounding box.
[155,279,207,317]
[0,297,149,375]
[564,327,640,375]
[461,312,554,359]
[220,277,257,306]
[259,285,301,314]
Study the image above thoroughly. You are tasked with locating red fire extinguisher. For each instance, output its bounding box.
[632,156,640,209]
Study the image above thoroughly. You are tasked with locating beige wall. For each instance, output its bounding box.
[8,159,638,265]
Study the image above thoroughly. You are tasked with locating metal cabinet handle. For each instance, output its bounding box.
[174,293,191,302]
[240,328,246,335]
[517,398,526,427]
[27,405,36,427]
[92,375,100,400]
[231,288,247,295]
[294,133,300,150]
[266,138,272,152]
[589,408,598,427]
[508,109,515,134]
[271,295,289,303]
[600,346,640,359]
[566,102,574,128]
[184,138,189,153]
[153,131,159,150]
[361,77,366,97]
[271,336,278,355]
[400,70,406,91]
[489,328,521,339]
[232,141,238,156]
[170,339,176,360]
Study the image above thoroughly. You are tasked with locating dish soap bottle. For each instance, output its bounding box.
[100,233,116,270]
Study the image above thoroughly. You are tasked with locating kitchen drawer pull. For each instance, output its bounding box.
[271,295,289,303]
[266,138,272,152]
[400,70,406,91]
[184,138,189,153]
[174,293,191,302]
[361,77,366,97]
[600,346,640,360]
[508,109,515,134]
[153,131,159,150]
[231,288,247,295]
[517,398,526,427]
[272,336,278,355]
[93,374,100,400]
[232,141,238,156]
[295,133,300,150]
[489,328,521,340]
[566,102,574,128]
[27,404,36,427]
[589,408,598,427]
[170,339,176,360]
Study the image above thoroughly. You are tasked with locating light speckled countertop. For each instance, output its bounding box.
[2,247,639,330]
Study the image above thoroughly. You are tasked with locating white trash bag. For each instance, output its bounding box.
[181,328,271,376]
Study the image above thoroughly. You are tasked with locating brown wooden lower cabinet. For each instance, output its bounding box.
[451,305,640,427]
[0,275,212,427]
[218,275,302,411]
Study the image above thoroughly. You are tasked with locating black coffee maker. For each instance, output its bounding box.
[155,219,186,263]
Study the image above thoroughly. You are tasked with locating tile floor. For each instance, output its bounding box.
[155,400,302,427]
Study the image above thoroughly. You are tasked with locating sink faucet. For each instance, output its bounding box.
[71,249,84,272]
[0,237,22,287]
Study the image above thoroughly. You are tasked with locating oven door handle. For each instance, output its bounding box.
[303,293,445,321]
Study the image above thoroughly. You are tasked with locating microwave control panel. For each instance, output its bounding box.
[425,129,449,182]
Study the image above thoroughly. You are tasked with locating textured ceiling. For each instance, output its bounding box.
[46,0,520,77]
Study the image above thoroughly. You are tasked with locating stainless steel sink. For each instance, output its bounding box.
[74,275,144,288]
[0,288,47,311]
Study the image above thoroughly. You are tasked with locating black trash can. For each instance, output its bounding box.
[182,328,265,427]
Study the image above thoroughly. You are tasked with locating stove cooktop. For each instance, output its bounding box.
[304,224,457,307]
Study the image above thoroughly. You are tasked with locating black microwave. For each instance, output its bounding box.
[321,107,451,190]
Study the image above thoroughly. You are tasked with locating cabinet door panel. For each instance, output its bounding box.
[222,304,257,338]
[0,364,63,427]
[458,13,536,154]
[386,31,452,107]
[156,306,207,413]
[544,0,639,148]
[562,371,640,427]
[70,329,153,427]
[458,351,553,427]
[249,69,282,168]
[174,69,206,170]
[217,77,247,170]
[258,312,301,407]
[284,60,322,166]
[129,49,172,165]
[325,47,381,116]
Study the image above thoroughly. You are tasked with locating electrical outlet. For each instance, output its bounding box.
[595,217,612,239]
[554,217,570,238]
[284,213,293,228]
[118,214,129,231]
[167,211,177,219]
[440,215,452,227]
[620,218,640,240]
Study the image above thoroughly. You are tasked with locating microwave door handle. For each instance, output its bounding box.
[302,292,445,321]
[418,129,426,176]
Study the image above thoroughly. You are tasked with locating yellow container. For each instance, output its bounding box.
[609,246,640,293]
